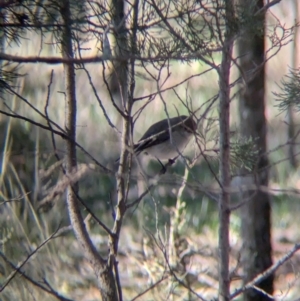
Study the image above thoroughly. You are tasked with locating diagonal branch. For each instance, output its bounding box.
[230,243,300,299]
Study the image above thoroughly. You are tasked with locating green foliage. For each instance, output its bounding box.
[230,136,259,171]
[235,0,265,37]
[0,0,298,299]
[274,68,300,111]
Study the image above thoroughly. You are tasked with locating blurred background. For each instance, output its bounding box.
[0,0,300,300]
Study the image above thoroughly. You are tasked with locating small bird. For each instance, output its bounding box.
[133,115,197,163]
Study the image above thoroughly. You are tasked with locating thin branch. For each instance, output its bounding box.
[130,276,169,301]
[0,253,74,301]
[44,69,62,165]
[150,231,208,301]
[82,64,124,129]
[0,109,111,174]
[255,0,282,15]
[0,228,59,292]
[230,243,300,299]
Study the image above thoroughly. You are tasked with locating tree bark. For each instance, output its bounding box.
[0,6,5,116]
[110,0,128,115]
[237,1,273,300]
[218,1,234,300]
[60,1,118,300]
[287,0,299,168]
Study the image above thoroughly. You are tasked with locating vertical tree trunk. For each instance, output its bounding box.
[110,0,128,116]
[287,0,299,168]
[218,1,234,300]
[60,2,118,300]
[0,6,5,118]
[237,1,273,300]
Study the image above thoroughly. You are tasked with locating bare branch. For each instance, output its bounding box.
[230,243,300,299]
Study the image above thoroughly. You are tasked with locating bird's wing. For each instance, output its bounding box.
[134,116,190,154]
[134,126,170,154]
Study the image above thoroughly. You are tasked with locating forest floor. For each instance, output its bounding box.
[50,223,300,301]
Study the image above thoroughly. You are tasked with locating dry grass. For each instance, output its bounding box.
[0,1,300,301]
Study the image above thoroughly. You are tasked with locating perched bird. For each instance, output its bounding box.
[132,115,197,163]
